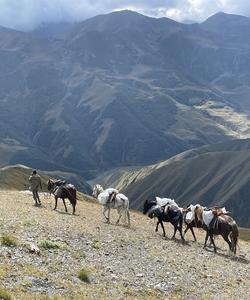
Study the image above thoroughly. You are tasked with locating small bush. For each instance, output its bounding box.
[38,240,61,249]
[77,268,91,283]
[92,240,100,249]
[0,288,12,300]
[79,251,86,258]
[0,235,18,247]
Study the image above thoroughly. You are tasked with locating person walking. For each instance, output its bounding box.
[29,170,42,206]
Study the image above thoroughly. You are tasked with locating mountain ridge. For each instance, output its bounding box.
[94,139,250,227]
[1,10,250,177]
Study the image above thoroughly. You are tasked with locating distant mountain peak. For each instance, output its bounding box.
[203,11,250,24]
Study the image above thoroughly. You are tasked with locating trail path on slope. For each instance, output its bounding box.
[0,191,249,299]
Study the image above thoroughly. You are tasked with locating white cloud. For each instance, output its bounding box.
[0,0,249,30]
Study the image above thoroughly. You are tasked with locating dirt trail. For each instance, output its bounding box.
[0,190,249,299]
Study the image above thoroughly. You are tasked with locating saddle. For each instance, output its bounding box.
[212,207,230,217]
[108,191,117,204]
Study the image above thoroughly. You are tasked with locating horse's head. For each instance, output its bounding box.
[194,205,204,224]
[92,184,103,198]
[143,199,157,214]
[47,179,54,192]
[147,205,163,219]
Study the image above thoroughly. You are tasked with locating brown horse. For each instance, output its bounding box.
[47,179,77,214]
[183,206,230,242]
[194,206,238,255]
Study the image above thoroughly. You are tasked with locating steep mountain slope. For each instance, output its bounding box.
[0,191,249,299]
[0,164,91,194]
[2,11,250,177]
[95,139,250,227]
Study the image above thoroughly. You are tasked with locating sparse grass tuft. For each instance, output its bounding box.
[92,240,100,249]
[0,235,18,247]
[77,268,91,283]
[0,288,12,300]
[38,239,61,249]
[22,219,38,226]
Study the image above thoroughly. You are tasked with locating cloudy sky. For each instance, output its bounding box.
[0,0,249,30]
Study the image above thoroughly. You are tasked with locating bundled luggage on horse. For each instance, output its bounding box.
[47,179,77,214]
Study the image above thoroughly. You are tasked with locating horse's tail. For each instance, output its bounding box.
[119,195,129,210]
[125,198,129,210]
[66,187,77,204]
[230,222,239,255]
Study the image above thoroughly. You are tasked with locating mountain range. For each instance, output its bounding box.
[94,138,250,227]
[2,11,250,179]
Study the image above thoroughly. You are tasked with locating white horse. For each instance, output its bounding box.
[92,184,130,226]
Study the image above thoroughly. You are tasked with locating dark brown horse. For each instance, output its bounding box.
[143,199,185,240]
[195,206,238,255]
[47,179,77,214]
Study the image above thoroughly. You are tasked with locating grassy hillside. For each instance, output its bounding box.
[0,190,249,299]
[95,139,250,227]
[0,165,92,194]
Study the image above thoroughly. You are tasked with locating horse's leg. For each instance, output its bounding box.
[160,221,166,237]
[222,234,232,255]
[54,196,58,210]
[211,236,217,253]
[204,231,209,248]
[103,206,109,222]
[178,226,185,240]
[209,233,217,253]
[72,202,76,215]
[107,207,110,223]
[116,207,123,225]
[178,217,185,241]
[171,224,178,239]
[127,210,131,227]
[189,226,197,242]
[183,225,189,236]
[155,220,159,232]
[62,198,68,213]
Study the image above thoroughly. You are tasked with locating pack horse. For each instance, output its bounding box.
[92,184,130,226]
[47,179,77,214]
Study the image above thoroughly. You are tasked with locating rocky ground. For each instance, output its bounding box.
[0,190,249,300]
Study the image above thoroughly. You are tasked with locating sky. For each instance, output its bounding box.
[0,0,249,31]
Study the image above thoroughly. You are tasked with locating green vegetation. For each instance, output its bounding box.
[77,268,91,283]
[0,235,18,247]
[38,239,61,250]
[0,288,12,300]
[92,240,101,249]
